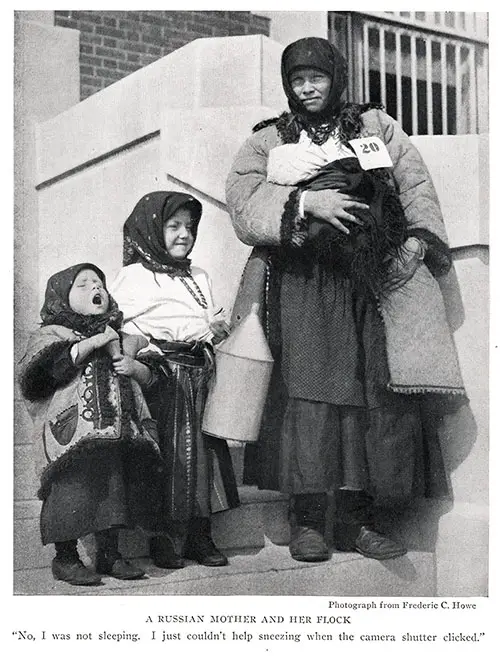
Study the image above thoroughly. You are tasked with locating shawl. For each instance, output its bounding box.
[276,157,407,299]
[123,191,202,277]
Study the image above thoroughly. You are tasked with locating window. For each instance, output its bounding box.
[330,11,488,135]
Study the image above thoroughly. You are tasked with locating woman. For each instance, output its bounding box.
[226,37,465,563]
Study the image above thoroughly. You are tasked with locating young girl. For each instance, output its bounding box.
[19,263,163,585]
[110,191,239,569]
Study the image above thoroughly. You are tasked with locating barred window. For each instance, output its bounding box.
[330,11,488,135]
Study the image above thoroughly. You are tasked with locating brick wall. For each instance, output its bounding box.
[54,10,270,100]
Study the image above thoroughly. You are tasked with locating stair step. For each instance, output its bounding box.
[14,542,436,596]
[14,488,442,572]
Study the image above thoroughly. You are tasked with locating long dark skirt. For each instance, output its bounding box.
[244,258,450,506]
[142,343,239,528]
[40,442,161,545]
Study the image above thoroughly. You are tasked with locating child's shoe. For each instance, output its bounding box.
[95,554,145,580]
[52,556,102,586]
[150,535,185,569]
[184,517,228,567]
[95,529,145,580]
[52,540,102,586]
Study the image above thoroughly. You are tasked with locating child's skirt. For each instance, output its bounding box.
[141,341,240,527]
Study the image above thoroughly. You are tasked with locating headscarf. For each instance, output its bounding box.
[123,191,203,277]
[40,263,123,336]
[281,37,348,124]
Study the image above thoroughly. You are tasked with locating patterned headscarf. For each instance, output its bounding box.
[40,263,122,336]
[123,191,203,277]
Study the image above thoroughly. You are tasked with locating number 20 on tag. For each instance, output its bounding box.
[348,136,393,170]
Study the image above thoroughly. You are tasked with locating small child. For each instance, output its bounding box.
[19,263,163,586]
[110,191,239,569]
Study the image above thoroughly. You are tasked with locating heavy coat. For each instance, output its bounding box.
[19,324,162,500]
[226,108,465,396]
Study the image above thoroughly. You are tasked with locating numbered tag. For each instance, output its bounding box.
[348,136,393,170]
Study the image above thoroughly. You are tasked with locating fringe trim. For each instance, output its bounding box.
[387,383,467,396]
[254,104,386,145]
[252,116,281,133]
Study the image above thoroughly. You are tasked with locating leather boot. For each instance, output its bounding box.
[334,489,407,560]
[150,535,185,569]
[52,541,102,586]
[95,530,146,579]
[184,517,228,567]
[288,493,329,562]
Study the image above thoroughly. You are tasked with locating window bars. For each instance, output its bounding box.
[330,12,488,136]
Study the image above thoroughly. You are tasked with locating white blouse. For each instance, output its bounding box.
[110,263,220,346]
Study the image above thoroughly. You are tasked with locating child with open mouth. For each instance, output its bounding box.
[19,263,164,586]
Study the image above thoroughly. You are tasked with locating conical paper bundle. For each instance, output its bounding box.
[202,304,273,442]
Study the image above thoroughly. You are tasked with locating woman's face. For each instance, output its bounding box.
[163,207,195,260]
[68,268,109,315]
[289,67,332,113]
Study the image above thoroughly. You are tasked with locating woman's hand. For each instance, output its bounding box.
[303,189,369,235]
[385,237,426,291]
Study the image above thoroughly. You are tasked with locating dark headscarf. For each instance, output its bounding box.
[281,37,348,125]
[123,191,203,277]
[40,262,123,336]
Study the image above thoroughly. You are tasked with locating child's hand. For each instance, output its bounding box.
[122,333,149,358]
[100,325,120,347]
[112,354,137,377]
[210,319,231,345]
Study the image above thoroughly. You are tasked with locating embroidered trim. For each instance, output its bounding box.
[179,273,208,309]
[80,356,116,430]
[37,434,164,500]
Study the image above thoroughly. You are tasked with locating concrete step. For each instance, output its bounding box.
[14,540,436,596]
[14,485,442,573]
[13,486,290,574]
